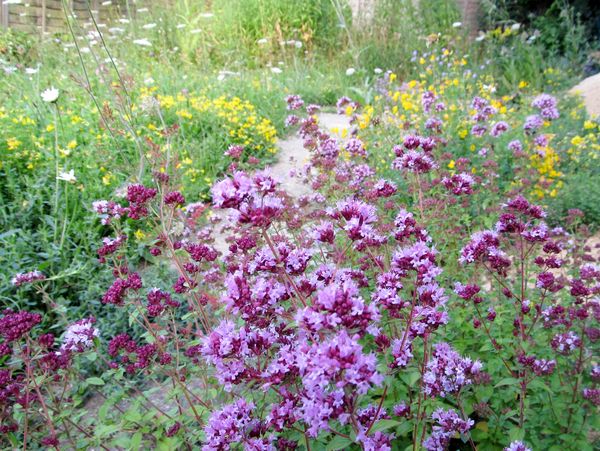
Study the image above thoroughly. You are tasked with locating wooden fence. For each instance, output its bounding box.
[1,0,480,36]
[0,0,127,34]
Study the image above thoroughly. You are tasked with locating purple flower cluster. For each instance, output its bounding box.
[61,317,99,352]
[0,309,42,343]
[225,144,244,159]
[202,399,267,451]
[531,93,559,120]
[550,331,581,355]
[582,388,600,406]
[442,172,475,195]
[285,94,304,111]
[296,277,379,334]
[336,96,357,114]
[371,179,397,198]
[331,198,384,247]
[146,288,180,317]
[490,120,509,137]
[471,96,497,123]
[164,191,185,205]
[508,139,523,155]
[459,230,507,269]
[504,441,532,451]
[297,330,383,436]
[93,183,156,224]
[345,138,367,157]
[423,408,474,450]
[212,171,284,227]
[393,150,438,173]
[423,342,482,397]
[102,272,142,305]
[126,183,157,219]
[97,235,127,261]
[11,270,45,287]
[523,114,543,134]
[108,333,171,373]
[92,200,127,225]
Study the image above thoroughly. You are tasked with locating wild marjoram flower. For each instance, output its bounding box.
[5,89,597,449]
[11,270,45,287]
[61,318,99,352]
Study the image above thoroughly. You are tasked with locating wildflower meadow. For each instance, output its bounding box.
[1,0,599,449]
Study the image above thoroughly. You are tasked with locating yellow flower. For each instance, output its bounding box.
[571,136,584,146]
[7,137,22,151]
[46,124,55,132]
[157,95,176,109]
[134,229,146,240]
[67,140,77,150]
[448,160,455,169]
[176,109,192,120]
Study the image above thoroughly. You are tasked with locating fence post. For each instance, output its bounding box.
[92,0,99,21]
[1,0,9,28]
[41,0,47,33]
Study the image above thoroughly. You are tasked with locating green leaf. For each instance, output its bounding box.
[401,371,420,386]
[98,401,109,422]
[96,424,121,438]
[181,311,198,321]
[494,377,519,388]
[508,426,525,441]
[370,419,402,433]
[124,408,142,424]
[86,377,105,386]
[529,379,553,394]
[129,308,140,327]
[130,431,142,450]
[326,435,353,450]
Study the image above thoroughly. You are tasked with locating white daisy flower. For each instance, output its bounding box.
[133,38,152,47]
[57,170,77,183]
[41,87,60,103]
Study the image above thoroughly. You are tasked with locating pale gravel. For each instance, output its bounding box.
[570,72,600,118]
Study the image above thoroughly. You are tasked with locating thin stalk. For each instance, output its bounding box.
[52,105,60,245]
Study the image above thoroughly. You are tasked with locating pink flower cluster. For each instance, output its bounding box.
[11,270,45,287]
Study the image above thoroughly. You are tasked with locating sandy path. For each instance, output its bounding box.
[210,112,351,254]
[570,73,600,255]
[270,112,352,197]
[570,72,600,118]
